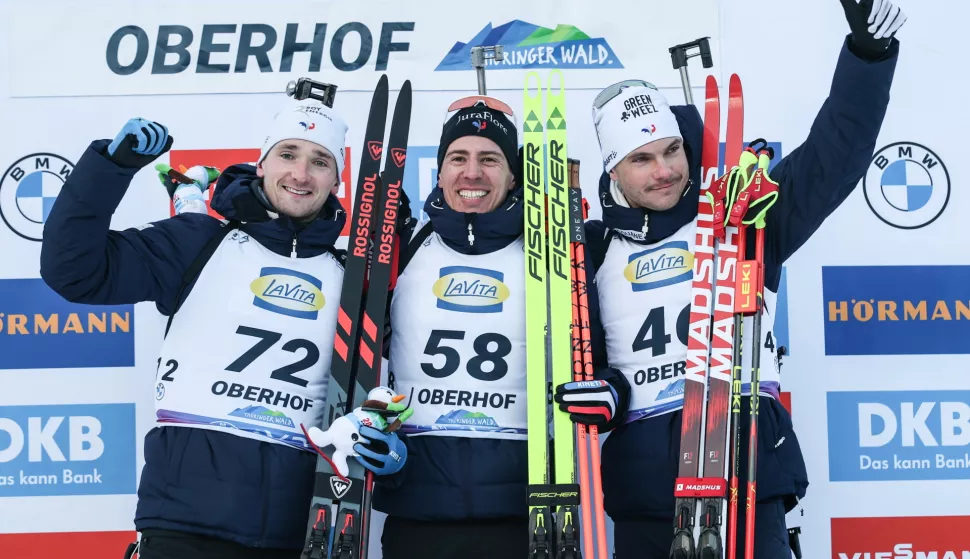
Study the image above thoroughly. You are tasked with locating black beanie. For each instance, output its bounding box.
[437,104,519,174]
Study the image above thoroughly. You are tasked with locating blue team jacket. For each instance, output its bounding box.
[40,142,346,549]
[585,36,900,520]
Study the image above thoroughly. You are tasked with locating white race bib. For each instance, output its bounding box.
[389,231,528,440]
[154,229,343,451]
[596,222,780,424]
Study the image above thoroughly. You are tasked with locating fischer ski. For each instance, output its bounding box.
[524,69,583,559]
[301,75,412,559]
[524,69,551,559]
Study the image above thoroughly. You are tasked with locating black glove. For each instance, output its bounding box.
[554,380,620,428]
[841,0,908,60]
[106,118,174,169]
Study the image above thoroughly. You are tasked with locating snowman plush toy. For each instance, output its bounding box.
[303,387,414,478]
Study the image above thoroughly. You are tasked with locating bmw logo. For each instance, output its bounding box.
[0,153,75,241]
[863,142,949,229]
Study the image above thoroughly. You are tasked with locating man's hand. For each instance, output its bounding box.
[107,118,174,169]
[841,0,908,59]
[554,380,619,428]
[353,425,408,476]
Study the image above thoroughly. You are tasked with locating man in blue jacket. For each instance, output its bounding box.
[40,97,404,558]
[372,96,618,558]
[554,0,907,557]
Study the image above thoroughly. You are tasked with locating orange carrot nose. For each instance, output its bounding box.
[391,394,405,403]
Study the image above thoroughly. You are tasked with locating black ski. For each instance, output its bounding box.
[301,75,412,559]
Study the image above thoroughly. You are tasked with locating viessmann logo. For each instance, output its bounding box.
[436,20,622,70]
[831,516,970,559]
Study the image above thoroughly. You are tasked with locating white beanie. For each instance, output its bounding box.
[259,99,349,175]
[592,83,681,173]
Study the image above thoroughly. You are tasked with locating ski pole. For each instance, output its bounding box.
[568,158,609,559]
[727,145,779,559]
[723,146,759,559]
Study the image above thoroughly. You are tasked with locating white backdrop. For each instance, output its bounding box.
[1,1,967,558]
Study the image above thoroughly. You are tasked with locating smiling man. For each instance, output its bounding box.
[553,0,907,557]
[369,96,606,559]
[39,97,401,559]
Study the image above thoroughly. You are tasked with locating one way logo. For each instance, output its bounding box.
[330,476,352,499]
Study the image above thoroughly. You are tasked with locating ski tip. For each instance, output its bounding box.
[729,73,742,92]
[706,74,718,90]
[546,69,566,96]
[523,71,542,95]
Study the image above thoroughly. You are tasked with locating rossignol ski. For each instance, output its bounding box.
[301,74,412,559]
[524,69,583,559]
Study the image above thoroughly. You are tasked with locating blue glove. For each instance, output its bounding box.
[353,425,407,476]
[106,118,174,169]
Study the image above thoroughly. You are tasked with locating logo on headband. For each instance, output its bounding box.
[457,111,508,135]
[620,95,659,122]
[299,122,316,131]
[642,125,656,135]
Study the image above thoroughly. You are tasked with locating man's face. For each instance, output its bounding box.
[609,137,689,211]
[439,135,515,213]
[257,139,339,222]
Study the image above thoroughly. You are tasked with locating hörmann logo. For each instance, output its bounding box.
[105,22,413,75]
[437,20,622,71]
[822,266,970,355]
[0,279,134,370]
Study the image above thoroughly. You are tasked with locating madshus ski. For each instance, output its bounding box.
[301,74,412,559]
[670,71,745,559]
[667,39,784,559]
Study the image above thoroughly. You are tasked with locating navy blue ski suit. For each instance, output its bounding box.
[586,36,900,557]
[40,141,346,550]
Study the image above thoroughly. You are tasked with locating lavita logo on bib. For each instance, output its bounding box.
[432,266,510,313]
[624,241,693,292]
[250,267,325,320]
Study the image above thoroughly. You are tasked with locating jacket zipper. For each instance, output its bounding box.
[290,234,298,258]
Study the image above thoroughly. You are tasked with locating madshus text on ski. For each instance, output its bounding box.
[35,1,906,557]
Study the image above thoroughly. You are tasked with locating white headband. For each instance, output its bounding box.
[592,84,681,173]
[259,100,348,174]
